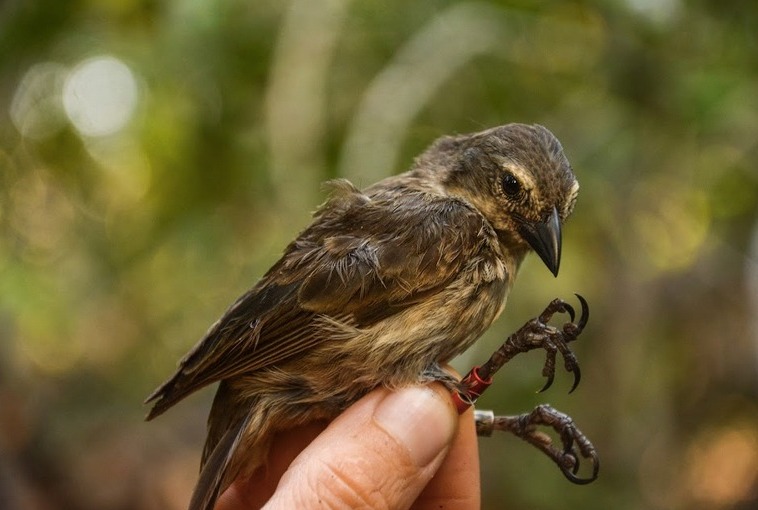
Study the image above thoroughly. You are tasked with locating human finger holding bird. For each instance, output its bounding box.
[216,383,480,510]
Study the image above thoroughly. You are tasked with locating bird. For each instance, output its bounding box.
[145,123,580,510]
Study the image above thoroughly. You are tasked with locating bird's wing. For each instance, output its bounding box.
[144,180,491,419]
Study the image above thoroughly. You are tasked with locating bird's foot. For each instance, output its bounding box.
[522,294,589,392]
[475,405,599,484]
[483,294,590,394]
[450,295,590,412]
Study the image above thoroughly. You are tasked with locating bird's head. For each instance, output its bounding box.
[429,123,579,276]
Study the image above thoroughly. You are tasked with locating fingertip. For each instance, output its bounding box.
[413,404,481,510]
[373,385,458,467]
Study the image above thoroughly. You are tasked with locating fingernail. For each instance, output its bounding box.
[373,386,457,467]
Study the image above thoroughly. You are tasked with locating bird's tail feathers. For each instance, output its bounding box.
[143,372,185,421]
[189,412,250,510]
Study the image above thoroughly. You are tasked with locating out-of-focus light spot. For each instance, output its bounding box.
[624,0,680,25]
[9,62,68,140]
[63,56,139,137]
[684,426,758,506]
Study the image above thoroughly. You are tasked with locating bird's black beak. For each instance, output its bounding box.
[517,207,562,277]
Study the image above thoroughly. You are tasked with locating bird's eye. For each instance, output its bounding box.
[501,172,522,198]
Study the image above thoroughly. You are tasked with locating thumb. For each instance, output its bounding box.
[263,385,458,510]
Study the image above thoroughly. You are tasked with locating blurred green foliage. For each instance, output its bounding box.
[1,0,757,509]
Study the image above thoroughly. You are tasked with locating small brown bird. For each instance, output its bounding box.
[145,123,580,510]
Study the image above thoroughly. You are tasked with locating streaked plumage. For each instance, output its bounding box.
[145,123,579,510]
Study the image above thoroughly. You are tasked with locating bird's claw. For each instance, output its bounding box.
[538,294,589,341]
[509,294,589,393]
[457,294,590,400]
[540,299,575,324]
[474,405,599,485]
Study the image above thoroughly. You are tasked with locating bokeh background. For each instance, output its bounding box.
[1,0,757,509]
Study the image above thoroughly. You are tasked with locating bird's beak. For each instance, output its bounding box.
[517,207,562,277]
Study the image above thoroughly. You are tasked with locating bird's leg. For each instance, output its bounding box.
[474,405,599,484]
[450,294,598,484]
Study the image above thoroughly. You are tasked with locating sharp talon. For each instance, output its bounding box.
[539,373,554,393]
[563,468,584,484]
[568,365,581,393]
[564,303,576,323]
[575,294,589,330]
[591,455,600,481]
[562,454,600,485]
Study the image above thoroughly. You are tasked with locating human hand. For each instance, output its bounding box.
[215,383,480,510]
